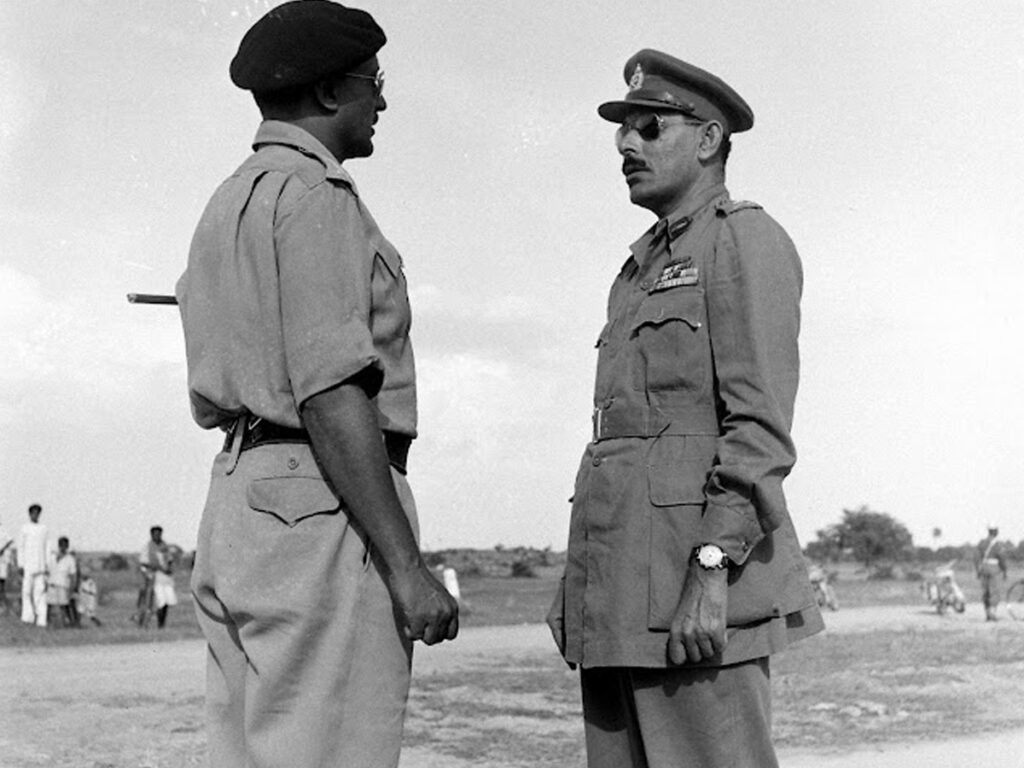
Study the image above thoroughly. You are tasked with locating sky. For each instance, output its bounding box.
[1,0,1022,554]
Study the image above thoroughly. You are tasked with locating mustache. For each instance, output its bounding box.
[621,159,647,175]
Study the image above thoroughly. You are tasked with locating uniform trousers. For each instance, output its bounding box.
[979,573,1000,610]
[192,441,417,768]
[20,572,47,627]
[581,658,776,768]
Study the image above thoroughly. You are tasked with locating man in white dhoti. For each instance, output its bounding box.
[17,504,51,627]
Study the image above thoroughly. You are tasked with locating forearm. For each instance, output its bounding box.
[301,380,422,577]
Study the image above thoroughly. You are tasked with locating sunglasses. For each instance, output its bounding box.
[617,113,704,142]
[345,69,385,96]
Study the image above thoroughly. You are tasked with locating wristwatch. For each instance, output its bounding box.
[694,543,729,570]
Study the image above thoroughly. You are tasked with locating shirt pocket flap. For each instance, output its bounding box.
[630,295,703,334]
[247,476,342,527]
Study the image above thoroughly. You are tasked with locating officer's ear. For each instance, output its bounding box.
[695,121,724,162]
[312,78,342,112]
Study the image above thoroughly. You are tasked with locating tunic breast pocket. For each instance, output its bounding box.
[629,290,709,394]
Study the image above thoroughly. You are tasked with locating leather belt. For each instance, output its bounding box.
[225,417,412,475]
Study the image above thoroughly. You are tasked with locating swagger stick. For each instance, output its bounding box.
[127,293,178,305]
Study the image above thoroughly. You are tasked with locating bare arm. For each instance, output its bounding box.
[301,381,458,645]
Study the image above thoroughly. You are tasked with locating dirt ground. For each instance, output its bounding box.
[1,605,1022,768]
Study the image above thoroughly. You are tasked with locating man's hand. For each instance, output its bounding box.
[667,559,728,665]
[303,382,459,647]
[388,565,459,646]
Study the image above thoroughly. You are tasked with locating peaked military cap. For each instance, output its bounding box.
[230,0,385,92]
[598,49,754,134]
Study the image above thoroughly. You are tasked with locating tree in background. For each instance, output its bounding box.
[805,523,844,563]
[807,505,914,569]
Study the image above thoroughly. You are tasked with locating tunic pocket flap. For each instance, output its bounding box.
[630,296,702,333]
[247,476,342,527]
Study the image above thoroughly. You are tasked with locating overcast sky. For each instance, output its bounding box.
[1,0,1022,554]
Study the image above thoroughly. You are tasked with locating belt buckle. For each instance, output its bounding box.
[593,406,603,442]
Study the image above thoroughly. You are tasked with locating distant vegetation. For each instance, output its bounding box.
[805,504,1021,580]
[424,546,564,579]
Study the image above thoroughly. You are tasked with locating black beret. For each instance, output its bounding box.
[230,1,385,92]
[598,49,754,134]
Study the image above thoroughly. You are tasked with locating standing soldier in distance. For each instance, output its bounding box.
[176,3,457,767]
[547,49,823,767]
[975,525,1008,621]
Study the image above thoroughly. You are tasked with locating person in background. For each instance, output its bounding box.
[77,568,102,626]
[49,536,79,627]
[547,49,823,768]
[17,504,51,627]
[0,516,13,615]
[975,524,1008,621]
[139,525,177,629]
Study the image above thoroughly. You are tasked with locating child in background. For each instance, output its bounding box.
[77,569,101,626]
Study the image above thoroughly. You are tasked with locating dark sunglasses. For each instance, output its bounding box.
[617,113,704,142]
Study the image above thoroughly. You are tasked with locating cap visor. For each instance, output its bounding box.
[597,99,691,123]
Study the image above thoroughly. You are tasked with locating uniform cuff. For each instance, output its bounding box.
[700,503,765,566]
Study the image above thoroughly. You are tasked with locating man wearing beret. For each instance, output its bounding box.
[176,3,457,767]
[547,49,823,767]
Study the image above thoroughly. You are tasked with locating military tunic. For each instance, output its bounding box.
[561,183,823,669]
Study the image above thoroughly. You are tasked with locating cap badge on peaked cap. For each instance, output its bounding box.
[597,49,754,134]
[628,63,645,91]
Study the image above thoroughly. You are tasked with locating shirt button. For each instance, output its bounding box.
[639,281,651,290]
[592,457,602,467]
[287,457,299,470]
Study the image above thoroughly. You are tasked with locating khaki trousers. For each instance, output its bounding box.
[581,658,777,768]
[192,443,416,768]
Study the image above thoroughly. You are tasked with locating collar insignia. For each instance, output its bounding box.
[628,63,644,91]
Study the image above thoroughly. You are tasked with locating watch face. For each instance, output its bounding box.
[697,545,725,568]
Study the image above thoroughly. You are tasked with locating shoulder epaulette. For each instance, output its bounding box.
[714,199,763,216]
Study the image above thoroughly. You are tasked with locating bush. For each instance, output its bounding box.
[101,553,130,571]
[868,564,897,580]
[510,559,537,578]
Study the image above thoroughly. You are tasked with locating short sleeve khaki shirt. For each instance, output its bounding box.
[177,121,416,437]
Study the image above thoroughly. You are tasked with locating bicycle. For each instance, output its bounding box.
[1007,579,1024,621]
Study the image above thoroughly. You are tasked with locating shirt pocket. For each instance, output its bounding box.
[247,475,342,527]
[629,290,709,394]
[371,242,412,337]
